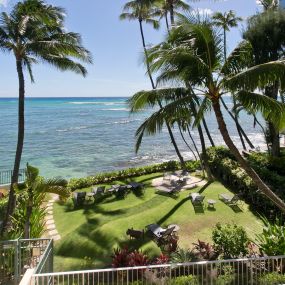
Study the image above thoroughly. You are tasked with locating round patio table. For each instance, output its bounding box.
[207,199,217,208]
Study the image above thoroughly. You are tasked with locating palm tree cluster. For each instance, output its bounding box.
[0,0,92,235]
[120,0,285,212]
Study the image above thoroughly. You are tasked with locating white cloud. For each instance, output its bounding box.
[0,0,8,6]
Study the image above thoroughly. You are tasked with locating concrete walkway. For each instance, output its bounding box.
[44,195,61,241]
[152,174,207,193]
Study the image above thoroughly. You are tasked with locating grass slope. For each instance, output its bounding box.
[53,173,263,271]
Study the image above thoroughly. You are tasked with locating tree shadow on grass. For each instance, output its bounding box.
[198,181,214,194]
[157,197,189,225]
[155,191,180,200]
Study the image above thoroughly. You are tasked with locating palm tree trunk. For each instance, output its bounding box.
[187,125,201,161]
[254,115,270,153]
[178,125,198,160]
[221,98,254,149]
[223,29,227,62]
[189,101,213,180]
[169,4,175,26]
[202,118,215,147]
[212,99,285,213]
[1,59,25,235]
[138,19,186,169]
[165,13,170,34]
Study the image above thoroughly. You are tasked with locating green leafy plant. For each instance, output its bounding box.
[111,247,149,268]
[256,217,285,255]
[259,272,285,284]
[68,160,200,191]
[192,240,218,261]
[170,275,198,285]
[170,248,196,263]
[212,223,249,258]
[216,265,235,285]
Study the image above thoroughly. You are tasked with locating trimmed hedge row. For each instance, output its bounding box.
[68,160,200,191]
[206,147,285,219]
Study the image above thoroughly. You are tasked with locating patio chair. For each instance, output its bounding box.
[219,194,241,206]
[146,224,166,239]
[73,192,86,207]
[92,186,105,195]
[159,226,175,239]
[190,193,205,205]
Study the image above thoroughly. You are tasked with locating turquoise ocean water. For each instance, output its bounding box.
[0,97,266,179]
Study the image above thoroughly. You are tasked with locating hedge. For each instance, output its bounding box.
[206,147,285,219]
[68,160,200,191]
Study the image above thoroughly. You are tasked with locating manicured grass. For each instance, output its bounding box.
[53,173,263,272]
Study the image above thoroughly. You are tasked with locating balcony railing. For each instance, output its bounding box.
[0,238,53,285]
[31,255,285,285]
[0,169,25,185]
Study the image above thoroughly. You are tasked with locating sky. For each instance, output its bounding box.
[0,0,261,98]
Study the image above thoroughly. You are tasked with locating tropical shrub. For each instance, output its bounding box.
[192,240,218,261]
[68,160,200,190]
[170,275,198,285]
[206,146,285,219]
[212,223,249,258]
[216,265,235,285]
[259,273,285,284]
[170,248,196,263]
[256,217,285,256]
[157,234,179,255]
[154,254,170,265]
[111,247,149,268]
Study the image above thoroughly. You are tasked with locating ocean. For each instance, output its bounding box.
[0,97,266,179]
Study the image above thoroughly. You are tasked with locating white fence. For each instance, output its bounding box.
[31,255,285,285]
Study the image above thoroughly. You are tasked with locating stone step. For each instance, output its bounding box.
[45,215,53,221]
[46,203,54,207]
[47,224,56,231]
[53,235,61,241]
[49,229,58,236]
[46,210,53,215]
[48,200,55,203]
[46,206,53,211]
[46,219,55,226]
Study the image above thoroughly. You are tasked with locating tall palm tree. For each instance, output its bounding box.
[154,0,190,30]
[0,0,92,235]
[130,15,285,212]
[258,0,279,10]
[120,0,187,169]
[212,10,242,60]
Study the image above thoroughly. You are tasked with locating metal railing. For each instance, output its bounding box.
[31,255,285,285]
[0,238,52,285]
[0,168,25,185]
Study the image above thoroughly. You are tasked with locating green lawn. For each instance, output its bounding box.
[53,173,263,271]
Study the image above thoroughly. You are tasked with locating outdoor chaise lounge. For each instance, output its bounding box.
[92,186,105,196]
[219,193,241,206]
[146,224,175,240]
[73,191,86,207]
[190,193,205,205]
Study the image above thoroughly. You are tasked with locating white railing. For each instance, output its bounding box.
[31,255,285,285]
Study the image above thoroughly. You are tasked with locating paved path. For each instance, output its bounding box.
[152,174,207,193]
[44,194,61,241]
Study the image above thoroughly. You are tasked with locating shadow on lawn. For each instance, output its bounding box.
[157,197,189,225]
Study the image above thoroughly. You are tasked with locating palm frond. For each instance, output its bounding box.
[234,90,285,129]
[224,61,285,91]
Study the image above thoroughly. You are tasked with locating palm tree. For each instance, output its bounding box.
[154,0,190,30]
[130,15,285,212]
[20,164,70,239]
[120,0,187,169]
[212,10,255,151]
[0,0,92,235]
[258,0,279,10]
[212,10,242,60]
